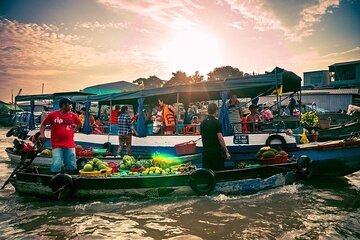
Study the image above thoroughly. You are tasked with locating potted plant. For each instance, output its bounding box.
[300,111,319,142]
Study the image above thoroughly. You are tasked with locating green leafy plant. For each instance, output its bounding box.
[300,111,319,134]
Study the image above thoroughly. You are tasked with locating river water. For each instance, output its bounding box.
[0,128,359,240]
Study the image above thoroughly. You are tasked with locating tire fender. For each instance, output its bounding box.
[6,127,15,137]
[50,173,74,198]
[297,155,313,180]
[189,168,216,195]
[265,134,287,151]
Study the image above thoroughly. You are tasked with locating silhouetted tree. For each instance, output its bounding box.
[189,71,204,84]
[133,75,165,89]
[164,71,191,86]
[207,66,244,81]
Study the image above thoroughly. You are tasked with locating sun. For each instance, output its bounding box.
[157,29,223,75]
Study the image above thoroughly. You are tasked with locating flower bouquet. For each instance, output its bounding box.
[300,111,319,142]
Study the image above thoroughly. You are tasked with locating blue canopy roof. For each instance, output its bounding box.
[68,67,301,105]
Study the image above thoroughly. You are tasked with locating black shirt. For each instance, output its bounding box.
[200,115,224,170]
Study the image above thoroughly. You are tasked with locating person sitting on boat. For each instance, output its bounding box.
[181,115,200,134]
[79,107,95,132]
[200,103,231,171]
[39,98,82,173]
[246,104,262,132]
[117,105,138,156]
[109,105,120,134]
[92,116,105,134]
[158,98,176,135]
[227,93,242,133]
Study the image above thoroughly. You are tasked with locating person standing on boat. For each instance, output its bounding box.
[117,105,138,156]
[287,94,296,117]
[200,103,231,171]
[39,98,82,173]
[109,105,120,134]
[158,99,176,135]
[79,107,95,132]
[227,93,242,133]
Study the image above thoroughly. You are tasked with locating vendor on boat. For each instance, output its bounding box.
[227,93,242,133]
[246,104,262,132]
[158,99,176,135]
[117,105,138,156]
[109,105,120,134]
[79,107,95,132]
[39,98,82,173]
[200,103,231,171]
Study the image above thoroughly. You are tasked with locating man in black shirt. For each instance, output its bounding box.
[200,103,231,170]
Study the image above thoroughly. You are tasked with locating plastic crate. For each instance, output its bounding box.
[174,141,196,156]
[258,154,288,165]
[79,167,112,177]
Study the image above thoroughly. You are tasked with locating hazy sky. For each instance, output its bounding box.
[0,0,359,102]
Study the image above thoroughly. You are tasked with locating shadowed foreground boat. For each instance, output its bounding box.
[9,161,303,200]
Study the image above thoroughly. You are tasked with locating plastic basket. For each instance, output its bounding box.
[258,154,288,165]
[92,148,108,154]
[79,167,112,177]
[174,141,196,156]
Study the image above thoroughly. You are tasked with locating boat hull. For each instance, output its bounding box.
[293,140,360,177]
[11,163,298,199]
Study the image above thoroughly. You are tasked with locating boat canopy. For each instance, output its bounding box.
[69,67,301,105]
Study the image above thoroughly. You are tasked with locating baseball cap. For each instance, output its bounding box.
[59,97,73,106]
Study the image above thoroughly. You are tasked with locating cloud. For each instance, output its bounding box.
[224,0,340,41]
[0,17,164,100]
[97,0,203,29]
[74,21,129,31]
[287,46,360,76]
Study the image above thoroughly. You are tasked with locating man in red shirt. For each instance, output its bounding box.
[39,98,82,173]
[109,105,120,134]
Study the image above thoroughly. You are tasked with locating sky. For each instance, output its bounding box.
[0,0,359,102]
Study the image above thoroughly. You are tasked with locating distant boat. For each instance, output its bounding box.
[318,121,360,142]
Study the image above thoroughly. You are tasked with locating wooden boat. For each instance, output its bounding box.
[9,161,302,200]
[19,67,300,160]
[318,121,360,142]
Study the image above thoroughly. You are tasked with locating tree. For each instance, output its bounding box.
[207,66,244,81]
[189,71,204,84]
[133,75,165,89]
[164,71,191,86]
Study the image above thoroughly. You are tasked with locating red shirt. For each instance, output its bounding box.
[43,110,81,149]
[109,110,119,124]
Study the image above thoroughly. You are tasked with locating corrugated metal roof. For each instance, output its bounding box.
[301,88,359,95]
[329,60,360,67]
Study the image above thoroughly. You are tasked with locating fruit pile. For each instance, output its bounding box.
[40,148,52,157]
[256,146,287,160]
[82,157,109,172]
[110,155,197,177]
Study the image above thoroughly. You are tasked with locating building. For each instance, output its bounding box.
[303,70,330,88]
[328,60,360,87]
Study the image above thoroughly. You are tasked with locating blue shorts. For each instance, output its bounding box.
[110,124,118,135]
[51,148,77,173]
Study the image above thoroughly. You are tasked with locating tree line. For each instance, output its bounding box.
[133,65,252,89]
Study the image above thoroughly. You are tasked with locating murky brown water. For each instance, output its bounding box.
[0,128,359,239]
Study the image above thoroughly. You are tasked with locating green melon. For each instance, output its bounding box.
[262,151,276,159]
[278,150,287,156]
[83,164,94,172]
